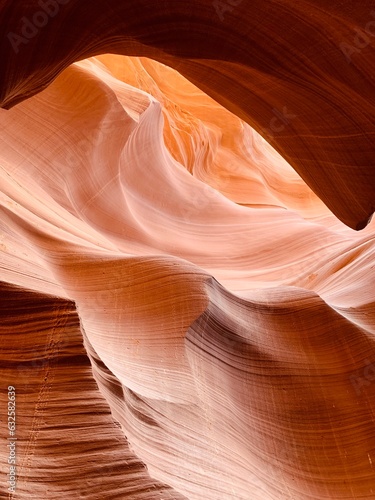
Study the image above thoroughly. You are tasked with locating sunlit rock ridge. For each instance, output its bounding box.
[0,2,375,499]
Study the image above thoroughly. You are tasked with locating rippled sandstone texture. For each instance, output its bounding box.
[1,0,375,229]
[0,2,375,500]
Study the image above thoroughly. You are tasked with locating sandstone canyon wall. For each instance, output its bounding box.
[0,2,375,499]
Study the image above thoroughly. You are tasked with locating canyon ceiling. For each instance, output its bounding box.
[0,1,375,499]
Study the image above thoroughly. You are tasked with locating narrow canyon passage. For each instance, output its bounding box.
[0,2,375,499]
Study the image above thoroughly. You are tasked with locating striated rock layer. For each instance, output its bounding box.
[0,20,375,500]
[0,0,375,229]
[0,283,186,499]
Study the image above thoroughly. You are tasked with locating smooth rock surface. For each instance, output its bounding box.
[0,20,374,500]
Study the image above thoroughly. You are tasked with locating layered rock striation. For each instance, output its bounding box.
[0,4,375,498]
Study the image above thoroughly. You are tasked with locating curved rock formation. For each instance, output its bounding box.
[0,12,375,500]
[0,283,186,499]
[0,0,375,228]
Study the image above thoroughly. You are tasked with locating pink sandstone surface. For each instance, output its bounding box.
[0,2,375,499]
